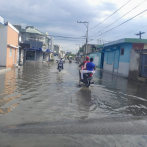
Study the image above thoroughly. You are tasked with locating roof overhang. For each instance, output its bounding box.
[7,44,19,49]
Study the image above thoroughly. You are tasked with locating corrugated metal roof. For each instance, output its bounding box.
[19,27,44,35]
[25,27,44,35]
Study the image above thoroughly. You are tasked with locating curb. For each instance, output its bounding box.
[0,68,11,74]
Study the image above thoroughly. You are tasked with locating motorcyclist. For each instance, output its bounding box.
[57,58,63,69]
[69,58,72,63]
[81,57,95,81]
[79,56,90,70]
[79,56,90,79]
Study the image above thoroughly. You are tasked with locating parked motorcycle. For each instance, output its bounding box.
[79,72,93,87]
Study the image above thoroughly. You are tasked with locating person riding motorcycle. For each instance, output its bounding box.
[57,58,63,69]
[79,56,90,79]
[69,58,72,63]
[80,57,95,81]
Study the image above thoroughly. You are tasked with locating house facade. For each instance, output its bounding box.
[81,44,97,54]
[103,38,147,77]
[13,25,54,64]
[0,20,19,68]
[88,38,147,78]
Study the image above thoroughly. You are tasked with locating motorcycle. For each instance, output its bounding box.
[58,63,63,72]
[79,72,93,87]
[69,60,72,63]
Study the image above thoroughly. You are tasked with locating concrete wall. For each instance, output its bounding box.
[0,26,7,66]
[129,50,140,79]
[118,62,130,77]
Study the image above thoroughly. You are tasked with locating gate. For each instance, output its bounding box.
[140,54,147,78]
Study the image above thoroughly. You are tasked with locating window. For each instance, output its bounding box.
[121,48,124,55]
[9,48,12,57]
[26,51,35,61]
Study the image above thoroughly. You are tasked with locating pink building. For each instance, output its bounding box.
[0,19,19,68]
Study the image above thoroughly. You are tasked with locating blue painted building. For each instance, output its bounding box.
[89,38,147,77]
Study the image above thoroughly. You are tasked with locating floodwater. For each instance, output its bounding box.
[1,61,147,147]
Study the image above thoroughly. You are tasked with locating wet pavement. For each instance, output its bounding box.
[0,61,147,147]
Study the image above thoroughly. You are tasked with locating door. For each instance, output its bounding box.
[140,54,147,78]
[113,49,120,69]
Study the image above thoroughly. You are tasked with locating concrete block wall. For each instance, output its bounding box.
[129,50,140,79]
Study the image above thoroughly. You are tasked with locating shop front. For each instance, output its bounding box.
[26,51,35,61]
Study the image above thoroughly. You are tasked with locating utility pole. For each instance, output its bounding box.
[77,21,89,60]
[135,31,145,39]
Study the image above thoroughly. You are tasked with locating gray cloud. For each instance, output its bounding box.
[0,0,147,52]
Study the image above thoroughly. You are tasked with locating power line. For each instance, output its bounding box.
[112,24,147,38]
[49,35,86,39]
[95,23,147,43]
[91,0,147,36]
[55,38,85,41]
[89,9,147,42]
[90,0,131,30]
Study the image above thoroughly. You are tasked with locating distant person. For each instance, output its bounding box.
[57,58,63,69]
[79,56,90,79]
[79,56,90,70]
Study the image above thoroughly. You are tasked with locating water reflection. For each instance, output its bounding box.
[0,69,20,114]
[94,69,147,116]
[75,88,93,119]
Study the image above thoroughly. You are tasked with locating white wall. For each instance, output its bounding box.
[103,61,129,77]
[103,62,113,72]
[118,62,130,77]
[0,26,7,66]
[94,56,99,67]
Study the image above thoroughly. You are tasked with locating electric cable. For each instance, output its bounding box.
[48,35,86,39]
[89,9,147,42]
[90,0,131,30]
[91,0,147,36]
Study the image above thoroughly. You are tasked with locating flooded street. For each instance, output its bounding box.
[1,61,147,146]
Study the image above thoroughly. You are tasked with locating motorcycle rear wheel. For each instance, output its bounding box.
[85,79,90,87]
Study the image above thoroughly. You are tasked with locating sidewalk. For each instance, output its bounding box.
[0,67,11,74]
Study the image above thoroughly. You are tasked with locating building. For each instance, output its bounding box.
[60,49,65,58]
[129,48,147,82]
[54,45,65,59]
[0,18,19,68]
[88,38,147,78]
[13,25,54,64]
[81,44,97,54]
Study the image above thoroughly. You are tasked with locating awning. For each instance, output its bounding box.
[7,44,19,49]
[20,43,30,48]
[46,49,54,53]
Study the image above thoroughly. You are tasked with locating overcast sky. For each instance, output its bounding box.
[1,0,147,53]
